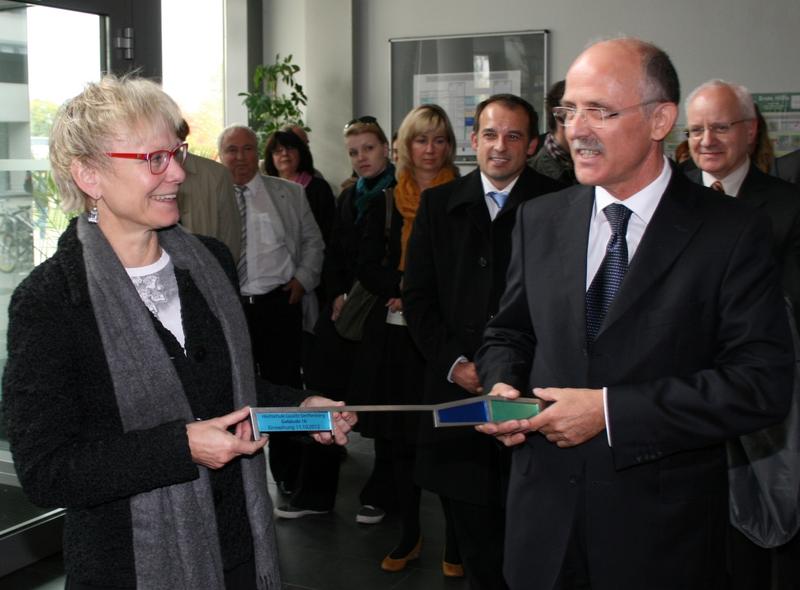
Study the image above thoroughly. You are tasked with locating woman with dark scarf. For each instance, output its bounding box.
[1,76,355,590]
[353,105,462,575]
[280,118,398,521]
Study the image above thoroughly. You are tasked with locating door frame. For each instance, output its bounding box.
[10,0,161,78]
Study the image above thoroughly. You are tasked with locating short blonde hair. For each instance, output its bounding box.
[396,104,457,178]
[49,75,183,213]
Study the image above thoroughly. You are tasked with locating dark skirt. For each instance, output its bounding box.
[348,302,424,442]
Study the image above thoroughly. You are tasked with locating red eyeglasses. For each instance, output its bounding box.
[106,143,188,175]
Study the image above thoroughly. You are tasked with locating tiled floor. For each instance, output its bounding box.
[0,434,469,590]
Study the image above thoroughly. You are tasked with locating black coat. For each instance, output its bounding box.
[686,164,800,328]
[402,166,564,505]
[1,221,301,587]
[322,186,368,302]
[305,186,376,396]
[774,148,800,186]
[304,176,336,246]
[347,188,423,440]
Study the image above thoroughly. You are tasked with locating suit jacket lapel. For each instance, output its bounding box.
[556,186,594,334]
[496,167,533,222]
[448,169,491,239]
[601,174,703,334]
[737,165,768,208]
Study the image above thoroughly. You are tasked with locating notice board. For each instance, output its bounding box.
[390,30,549,163]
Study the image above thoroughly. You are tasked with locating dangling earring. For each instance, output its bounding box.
[88,205,99,224]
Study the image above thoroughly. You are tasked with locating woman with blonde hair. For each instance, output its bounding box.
[1,75,353,590]
[352,104,462,575]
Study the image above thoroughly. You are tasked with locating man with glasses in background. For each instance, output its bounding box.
[684,78,800,590]
[218,124,324,494]
[217,125,323,384]
[475,38,793,590]
[684,80,800,325]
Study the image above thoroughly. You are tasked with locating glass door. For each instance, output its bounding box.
[0,0,144,575]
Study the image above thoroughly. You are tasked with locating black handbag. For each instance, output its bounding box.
[334,280,378,341]
[727,299,800,548]
[334,189,394,341]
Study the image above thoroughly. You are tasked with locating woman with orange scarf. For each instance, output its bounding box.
[351,105,461,575]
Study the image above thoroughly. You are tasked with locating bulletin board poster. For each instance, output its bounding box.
[414,71,521,161]
[391,31,548,164]
[752,92,800,156]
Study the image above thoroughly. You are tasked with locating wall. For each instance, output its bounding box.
[261,0,800,184]
[352,0,800,129]
[224,0,250,126]
[263,0,353,186]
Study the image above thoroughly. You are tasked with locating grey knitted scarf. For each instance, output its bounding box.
[77,215,280,590]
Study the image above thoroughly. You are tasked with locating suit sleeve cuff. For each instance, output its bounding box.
[604,386,612,446]
[447,356,469,383]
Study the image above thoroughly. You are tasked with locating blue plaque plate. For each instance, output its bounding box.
[435,399,490,425]
[253,410,333,436]
[433,396,541,427]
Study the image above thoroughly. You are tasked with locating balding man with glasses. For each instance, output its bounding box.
[684,80,800,330]
[684,78,800,590]
[475,38,793,590]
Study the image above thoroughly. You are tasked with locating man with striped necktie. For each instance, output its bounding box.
[218,124,324,494]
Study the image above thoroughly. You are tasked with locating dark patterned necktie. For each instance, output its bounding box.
[586,203,633,343]
[234,185,248,285]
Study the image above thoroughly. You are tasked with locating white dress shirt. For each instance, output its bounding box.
[588,156,673,445]
[480,172,521,221]
[701,157,750,197]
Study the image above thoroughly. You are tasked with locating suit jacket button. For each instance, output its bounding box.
[478,257,488,267]
[568,475,578,485]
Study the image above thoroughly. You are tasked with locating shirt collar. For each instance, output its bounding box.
[701,157,750,196]
[593,155,672,225]
[480,171,521,197]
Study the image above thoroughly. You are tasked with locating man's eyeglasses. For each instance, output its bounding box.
[344,116,378,131]
[552,101,658,128]
[683,120,750,139]
[106,143,189,175]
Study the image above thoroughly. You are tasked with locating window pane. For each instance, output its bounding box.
[162,0,225,159]
[0,3,102,557]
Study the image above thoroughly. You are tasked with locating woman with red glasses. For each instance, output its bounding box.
[1,75,354,590]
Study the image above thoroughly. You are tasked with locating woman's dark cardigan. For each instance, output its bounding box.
[1,221,301,587]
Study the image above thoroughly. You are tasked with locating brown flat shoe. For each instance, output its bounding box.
[442,560,465,577]
[380,537,423,572]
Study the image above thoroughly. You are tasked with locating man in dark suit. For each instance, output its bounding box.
[684,80,800,322]
[685,79,800,589]
[403,94,564,589]
[475,38,794,590]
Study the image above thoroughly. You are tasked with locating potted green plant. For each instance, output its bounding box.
[239,53,309,151]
